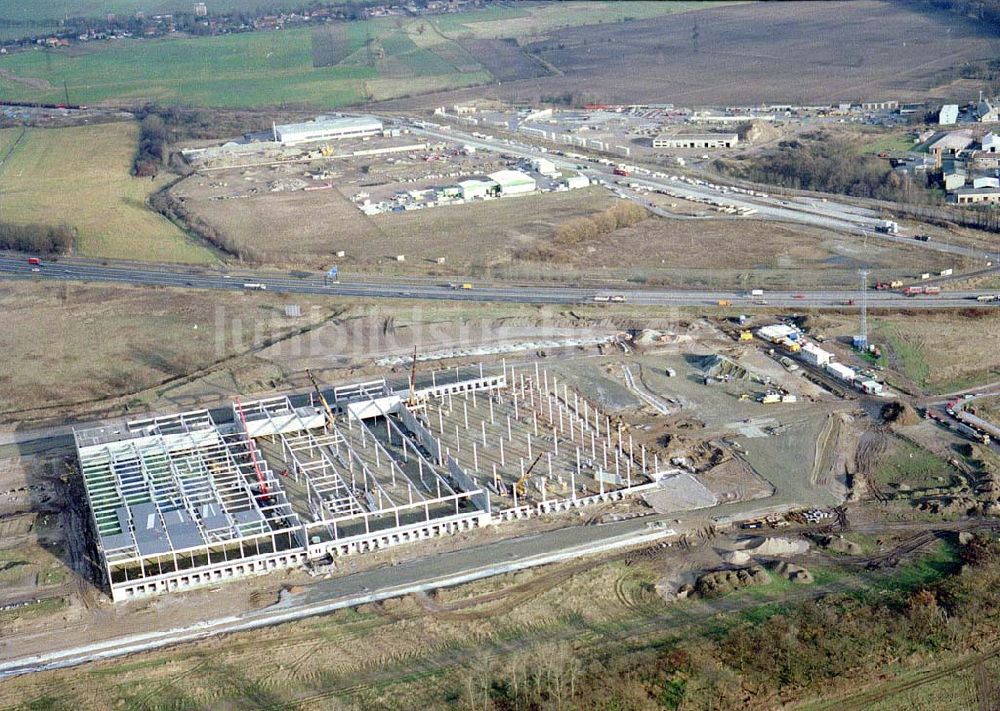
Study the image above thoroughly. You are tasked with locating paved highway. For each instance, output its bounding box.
[0,256,990,309]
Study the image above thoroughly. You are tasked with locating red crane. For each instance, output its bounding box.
[234,398,269,497]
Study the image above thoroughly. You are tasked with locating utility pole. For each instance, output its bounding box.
[857,268,869,351]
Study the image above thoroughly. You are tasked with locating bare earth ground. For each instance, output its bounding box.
[0,281,343,419]
[175,184,387,267]
[536,215,967,288]
[376,1,1000,110]
[174,166,965,287]
[0,280,703,421]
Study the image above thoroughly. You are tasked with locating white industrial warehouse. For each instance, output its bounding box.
[273,115,384,145]
[653,133,739,149]
[488,169,537,195]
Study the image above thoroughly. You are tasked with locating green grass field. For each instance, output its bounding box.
[859,132,919,155]
[874,438,957,490]
[0,0,299,40]
[0,122,215,262]
[0,18,493,107]
[0,2,732,108]
[0,1,296,23]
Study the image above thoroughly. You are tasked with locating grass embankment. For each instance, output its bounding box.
[871,313,1000,394]
[0,122,214,262]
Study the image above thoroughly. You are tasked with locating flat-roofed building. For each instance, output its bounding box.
[952,186,1000,204]
[653,133,738,149]
[273,115,383,145]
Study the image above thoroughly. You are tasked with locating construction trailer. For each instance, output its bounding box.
[76,366,660,602]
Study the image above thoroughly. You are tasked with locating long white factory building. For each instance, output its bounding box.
[273,115,383,145]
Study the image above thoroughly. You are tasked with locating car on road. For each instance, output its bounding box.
[793,293,805,299]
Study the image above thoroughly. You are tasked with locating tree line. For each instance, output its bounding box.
[714,133,939,204]
[554,200,648,245]
[0,222,73,254]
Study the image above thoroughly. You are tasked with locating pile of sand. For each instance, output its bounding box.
[722,549,752,565]
[740,536,810,557]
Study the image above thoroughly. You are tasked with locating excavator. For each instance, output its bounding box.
[514,451,545,499]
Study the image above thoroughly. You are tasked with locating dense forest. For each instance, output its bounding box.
[714,133,937,204]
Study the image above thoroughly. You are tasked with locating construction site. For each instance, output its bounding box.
[74,362,673,602]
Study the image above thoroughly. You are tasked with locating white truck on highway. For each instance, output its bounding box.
[242,282,267,291]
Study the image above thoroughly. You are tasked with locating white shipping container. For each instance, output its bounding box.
[800,343,833,366]
[825,362,856,382]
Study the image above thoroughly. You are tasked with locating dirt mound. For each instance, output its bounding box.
[881,401,918,426]
[694,565,770,597]
[739,119,783,145]
[817,534,862,555]
[740,536,810,556]
[774,562,814,584]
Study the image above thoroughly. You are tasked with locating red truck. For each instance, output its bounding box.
[612,167,630,177]
[27,257,41,266]
[904,285,940,297]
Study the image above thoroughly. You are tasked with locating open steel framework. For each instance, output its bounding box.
[75,367,663,601]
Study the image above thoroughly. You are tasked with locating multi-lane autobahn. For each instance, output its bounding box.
[0,255,990,309]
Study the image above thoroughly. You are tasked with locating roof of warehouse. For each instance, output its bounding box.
[657,132,738,141]
[276,115,382,135]
[488,169,536,186]
[930,132,974,152]
[458,178,497,188]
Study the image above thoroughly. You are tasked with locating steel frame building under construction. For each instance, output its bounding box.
[75,366,665,601]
